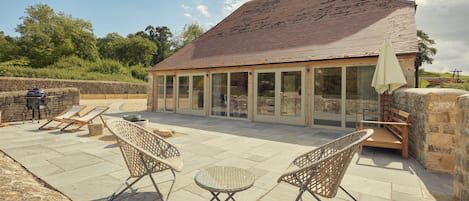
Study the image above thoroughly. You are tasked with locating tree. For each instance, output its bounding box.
[97,33,125,60]
[136,25,173,65]
[0,31,20,62]
[182,23,205,46]
[16,4,99,67]
[417,30,437,65]
[97,33,156,66]
[173,23,205,51]
[415,30,437,87]
[120,35,157,66]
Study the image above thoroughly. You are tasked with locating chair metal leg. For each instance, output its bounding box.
[339,185,357,201]
[109,176,145,201]
[165,169,176,201]
[295,187,306,201]
[307,189,321,201]
[147,169,164,200]
[140,154,177,201]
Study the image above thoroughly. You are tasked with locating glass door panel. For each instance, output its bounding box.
[229,72,248,118]
[281,71,302,117]
[192,75,205,111]
[313,68,342,126]
[157,75,165,111]
[257,72,275,116]
[177,76,190,110]
[211,73,228,116]
[346,66,379,128]
[165,75,174,111]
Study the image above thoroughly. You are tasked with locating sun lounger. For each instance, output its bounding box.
[38,105,86,130]
[60,106,109,132]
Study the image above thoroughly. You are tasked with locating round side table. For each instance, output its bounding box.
[194,166,255,201]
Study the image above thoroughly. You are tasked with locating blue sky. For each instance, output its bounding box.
[0,0,468,74]
[0,0,249,37]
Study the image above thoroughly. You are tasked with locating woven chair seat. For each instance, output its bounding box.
[278,129,373,200]
[106,119,183,201]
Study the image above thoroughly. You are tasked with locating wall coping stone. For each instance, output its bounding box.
[395,88,468,96]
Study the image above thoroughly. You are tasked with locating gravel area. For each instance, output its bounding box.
[0,151,70,201]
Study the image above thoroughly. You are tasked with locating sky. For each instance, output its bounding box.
[0,0,467,74]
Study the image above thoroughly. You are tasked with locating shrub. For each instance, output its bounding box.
[441,83,469,91]
[129,65,149,81]
[48,56,91,69]
[88,59,126,75]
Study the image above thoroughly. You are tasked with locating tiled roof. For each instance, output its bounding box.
[151,0,418,71]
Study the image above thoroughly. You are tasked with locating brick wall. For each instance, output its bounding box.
[0,77,147,94]
[393,88,468,173]
[0,88,79,123]
[455,94,469,201]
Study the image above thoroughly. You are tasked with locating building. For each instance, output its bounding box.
[148,0,418,129]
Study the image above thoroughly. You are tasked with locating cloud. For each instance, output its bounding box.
[196,5,210,17]
[184,13,193,19]
[181,4,190,10]
[223,0,251,16]
[416,0,469,74]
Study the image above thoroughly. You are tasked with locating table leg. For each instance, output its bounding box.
[210,192,221,201]
[226,192,236,201]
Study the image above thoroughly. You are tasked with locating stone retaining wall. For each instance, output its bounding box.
[455,94,469,201]
[0,77,147,94]
[392,88,468,173]
[0,88,79,123]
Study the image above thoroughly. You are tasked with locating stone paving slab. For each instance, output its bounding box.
[0,113,456,201]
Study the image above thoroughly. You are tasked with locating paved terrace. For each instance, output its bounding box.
[0,111,455,201]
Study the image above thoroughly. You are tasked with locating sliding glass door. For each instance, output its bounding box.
[312,66,378,128]
[254,68,305,125]
[345,66,378,128]
[156,74,175,112]
[177,74,205,115]
[313,68,342,127]
[211,72,248,119]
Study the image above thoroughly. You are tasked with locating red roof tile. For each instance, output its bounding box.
[151,0,418,71]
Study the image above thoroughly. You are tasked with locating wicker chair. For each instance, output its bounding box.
[106,119,183,201]
[277,129,373,201]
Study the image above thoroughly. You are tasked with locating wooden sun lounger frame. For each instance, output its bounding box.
[38,105,87,130]
[60,106,109,132]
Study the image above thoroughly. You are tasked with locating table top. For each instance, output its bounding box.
[194,166,255,193]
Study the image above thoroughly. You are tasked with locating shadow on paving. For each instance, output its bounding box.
[355,147,456,201]
[93,192,162,201]
[105,111,349,147]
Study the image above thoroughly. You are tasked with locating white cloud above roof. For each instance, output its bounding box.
[196,5,210,17]
[223,0,251,16]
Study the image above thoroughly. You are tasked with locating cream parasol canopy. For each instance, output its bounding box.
[371,40,407,94]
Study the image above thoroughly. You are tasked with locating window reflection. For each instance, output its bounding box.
[211,73,227,116]
[230,72,248,118]
[178,76,189,109]
[257,72,275,116]
[192,75,204,110]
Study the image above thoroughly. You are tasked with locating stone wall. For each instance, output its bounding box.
[0,77,147,94]
[392,88,468,173]
[455,94,469,201]
[0,88,79,123]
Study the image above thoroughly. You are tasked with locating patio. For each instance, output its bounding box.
[0,112,454,201]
